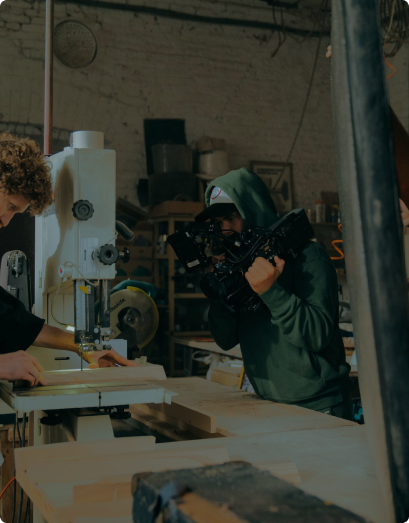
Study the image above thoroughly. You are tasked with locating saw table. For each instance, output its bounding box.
[0,366,172,413]
[10,378,388,523]
[0,365,172,523]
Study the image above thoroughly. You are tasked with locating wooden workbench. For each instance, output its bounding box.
[15,378,387,523]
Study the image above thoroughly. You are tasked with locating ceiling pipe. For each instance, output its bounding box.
[56,0,330,38]
[44,0,54,156]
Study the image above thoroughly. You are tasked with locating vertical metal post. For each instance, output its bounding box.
[331,1,409,522]
[44,0,54,155]
[100,279,111,329]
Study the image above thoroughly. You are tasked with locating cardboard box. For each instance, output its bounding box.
[149,201,204,218]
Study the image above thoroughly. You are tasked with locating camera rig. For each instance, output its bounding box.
[167,208,315,313]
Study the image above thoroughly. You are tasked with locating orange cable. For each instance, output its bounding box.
[383,40,397,80]
[0,477,16,500]
[330,223,345,260]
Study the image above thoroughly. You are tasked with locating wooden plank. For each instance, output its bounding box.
[252,460,301,486]
[0,426,26,523]
[20,445,230,484]
[136,378,356,437]
[8,426,28,442]
[147,401,217,433]
[76,451,299,492]
[15,424,387,523]
[73,518,131,523]
[24,365,166,388]
[211,366,242,387]
[73,479,131,505]
[53,498,132,523]
[130,404,223,440]
[15,436,155,471]
[132,461,367,523]
[17,444,229,523]
[177,492,247,523]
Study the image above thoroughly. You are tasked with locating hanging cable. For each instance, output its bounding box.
[330,223,345,261]
[271,0,329,192]
[271,4,287,58]
[0,477,16,500]
[380,0,409,57]
[287,1,328,45]
[16,414,26,523]
[383,40,398,79]
[11,416,17,523]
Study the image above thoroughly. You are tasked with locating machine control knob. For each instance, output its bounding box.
[58,265,73,278]
[97,244,119,265]
[72,200,94,221]
[118,247,130,264]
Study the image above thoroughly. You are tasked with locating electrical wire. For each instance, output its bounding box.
[271,4,287,58]
[286,0,327,45]
[12,416,17,523]
[381,0,399,78]
[16,414,26,523]
[383,40,398,79]
[0,477,16,500]
[380,0,409,57]
[23,413,31,523]
[271,0,329,193]
[23,497,30,523]
[330,224,345,261]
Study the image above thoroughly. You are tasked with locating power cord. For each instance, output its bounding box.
[271,0,329,193]
[11,416,17,523]
[16,414,26,523]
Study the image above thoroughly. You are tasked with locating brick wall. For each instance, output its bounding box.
[0,0,408,212]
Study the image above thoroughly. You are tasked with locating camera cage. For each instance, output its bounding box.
[167,208,315,313]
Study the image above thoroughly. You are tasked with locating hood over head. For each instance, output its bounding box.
[195,168,279,228]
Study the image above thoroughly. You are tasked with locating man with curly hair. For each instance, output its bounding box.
[0,132,136,386]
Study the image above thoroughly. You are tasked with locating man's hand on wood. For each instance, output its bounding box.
[82,348,138,368]
[245,256,285,295]
[0,351,47,386]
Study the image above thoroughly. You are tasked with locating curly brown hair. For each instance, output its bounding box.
[0,131,53,216]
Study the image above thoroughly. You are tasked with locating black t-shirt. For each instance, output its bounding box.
[0,287,44,354]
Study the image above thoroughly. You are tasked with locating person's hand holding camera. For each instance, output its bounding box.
[245,256,285,295]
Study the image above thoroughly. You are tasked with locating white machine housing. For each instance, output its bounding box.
[32,131,126,369]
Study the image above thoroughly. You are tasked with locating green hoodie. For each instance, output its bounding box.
[207,168,351,410]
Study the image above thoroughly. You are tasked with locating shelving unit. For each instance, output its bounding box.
[151,211,210,376]
[312,222,344,265]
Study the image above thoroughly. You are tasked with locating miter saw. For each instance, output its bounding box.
[103,279,159,358]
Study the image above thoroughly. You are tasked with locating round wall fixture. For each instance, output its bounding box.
[54,21,97,69]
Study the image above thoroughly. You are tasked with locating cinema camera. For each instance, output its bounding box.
[167,208,315,313]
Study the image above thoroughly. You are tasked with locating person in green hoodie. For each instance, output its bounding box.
[195,168,353,420]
